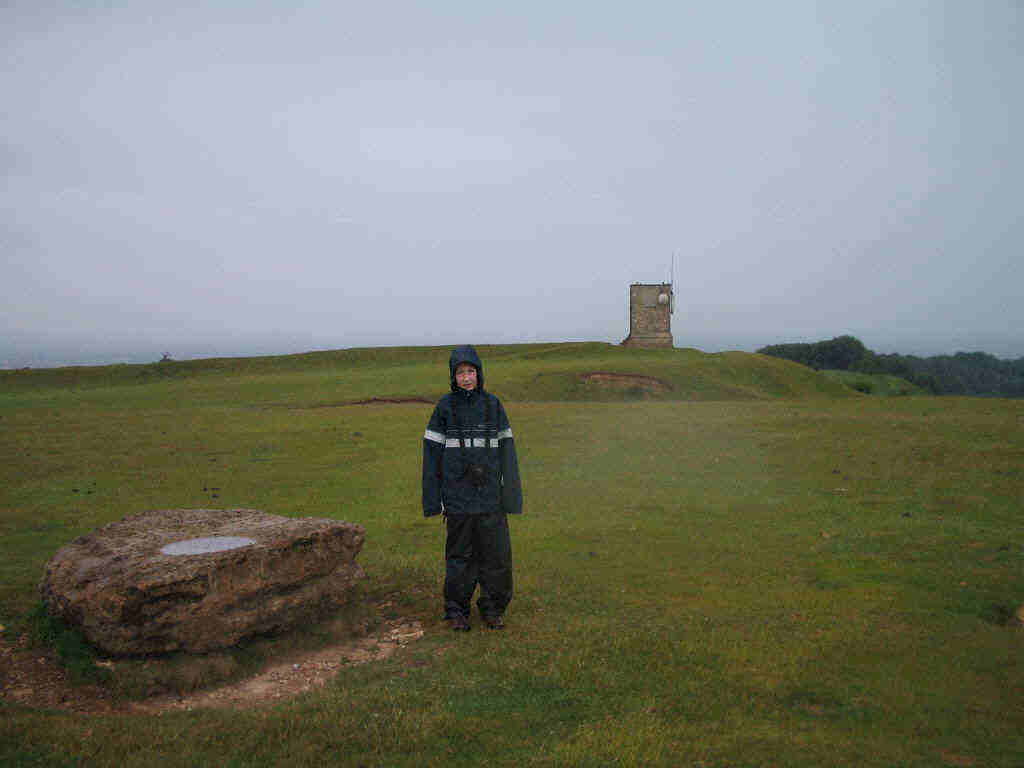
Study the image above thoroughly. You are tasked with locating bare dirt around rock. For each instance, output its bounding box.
[1,617,425,715]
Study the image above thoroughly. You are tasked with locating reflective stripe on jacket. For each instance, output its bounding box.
[422,388,523,517]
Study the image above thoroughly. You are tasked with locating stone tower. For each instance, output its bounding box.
[621,282,674,348]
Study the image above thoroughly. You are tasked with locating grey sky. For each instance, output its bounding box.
[3,1,1022,367]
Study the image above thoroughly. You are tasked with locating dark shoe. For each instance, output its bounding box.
[483,614,505,630]
[447,614,471,631]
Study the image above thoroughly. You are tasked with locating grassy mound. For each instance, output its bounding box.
[822,369,925,396]
[1,342,855,402]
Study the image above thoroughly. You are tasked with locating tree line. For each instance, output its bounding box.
[757,335,1024,397]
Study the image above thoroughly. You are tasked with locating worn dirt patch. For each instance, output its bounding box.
[580,372,671,392]
[255,397,434,410]
[349,397,434,406]
[0,618,424,715]
[939,751,978,767]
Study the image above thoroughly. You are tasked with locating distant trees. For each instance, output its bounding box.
[757,335,873,372]
[757,336,1024,397]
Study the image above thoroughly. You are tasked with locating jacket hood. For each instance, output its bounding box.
[449,345,484,392]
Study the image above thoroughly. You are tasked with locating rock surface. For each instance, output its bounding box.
[39,509,365,655]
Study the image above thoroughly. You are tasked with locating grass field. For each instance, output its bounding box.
[2,343,1022,766]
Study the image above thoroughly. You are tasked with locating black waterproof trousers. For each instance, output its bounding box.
[444,512,513,620]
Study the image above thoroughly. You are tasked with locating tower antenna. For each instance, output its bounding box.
[670,253,676,314]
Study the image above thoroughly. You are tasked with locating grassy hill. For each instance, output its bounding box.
[2,343,1022,767]
[1,342,857,402]
[822,369,926,396]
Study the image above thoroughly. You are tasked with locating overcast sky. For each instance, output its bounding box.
[2,1,1022,367]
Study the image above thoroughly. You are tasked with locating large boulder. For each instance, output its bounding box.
[39,509,365,655]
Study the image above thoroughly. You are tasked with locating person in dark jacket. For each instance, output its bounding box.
[422,345,523,630]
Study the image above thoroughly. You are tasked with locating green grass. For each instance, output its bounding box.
[20,603,111,687]
[822,369,926,396]
[0,342,855,402]
[2,343,1023,766]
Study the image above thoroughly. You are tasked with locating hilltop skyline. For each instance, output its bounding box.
[3,324,1021,371]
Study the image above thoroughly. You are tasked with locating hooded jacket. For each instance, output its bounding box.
[422,345,523,517]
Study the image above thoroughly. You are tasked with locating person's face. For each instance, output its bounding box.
[455,362,477,391]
